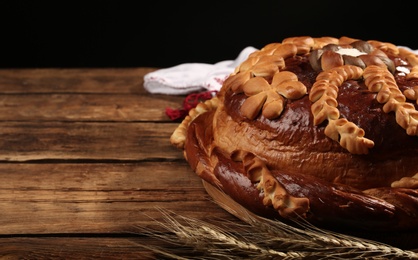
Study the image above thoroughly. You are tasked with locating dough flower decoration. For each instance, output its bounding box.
[224,44,307,120]
[238,71,307,120]
[224,53,286,94]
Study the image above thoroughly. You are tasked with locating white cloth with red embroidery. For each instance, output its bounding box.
[143,46,258,95]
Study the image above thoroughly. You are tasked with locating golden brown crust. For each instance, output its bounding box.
[170,96,219,149]
[170,36,418,232]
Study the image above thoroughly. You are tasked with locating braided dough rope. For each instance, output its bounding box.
[237,151,310,218]
[406,66,418,80]
[170,97,219,149]
[309,65,375,154]
[363,65,418,136]
[404,85,418,105]
[368,40,399,56]
[398,47,418,66]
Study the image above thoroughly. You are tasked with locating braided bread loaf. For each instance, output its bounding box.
[170,36,418,239]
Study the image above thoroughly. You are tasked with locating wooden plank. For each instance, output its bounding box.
[0,237,162,259]
[0,236,220,259]
[0,162,197,190]
[0,162,235,234]
[0,200,230,234]
[0,122,183,161]
[0,93,184,122]
[0,68,159,94]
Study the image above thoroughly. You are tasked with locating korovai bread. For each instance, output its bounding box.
[170,36,418,246]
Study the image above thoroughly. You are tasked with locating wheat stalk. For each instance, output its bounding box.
[135,181,418,259]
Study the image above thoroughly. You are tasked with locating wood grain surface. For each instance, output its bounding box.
[0,68,237,259]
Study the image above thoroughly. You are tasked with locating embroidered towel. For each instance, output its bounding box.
[143,46,258,95]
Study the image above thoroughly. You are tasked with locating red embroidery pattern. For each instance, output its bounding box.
[165,91,217,121]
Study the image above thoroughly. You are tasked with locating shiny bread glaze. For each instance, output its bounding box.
[215,54,418,190]
[172,36,418,234]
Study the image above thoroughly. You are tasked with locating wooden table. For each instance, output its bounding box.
[0,68,237,259]
[2,68,418,259]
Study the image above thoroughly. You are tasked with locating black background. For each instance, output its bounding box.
[1,1,417,68]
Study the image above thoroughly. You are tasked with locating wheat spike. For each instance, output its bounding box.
[133,181,418,259]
